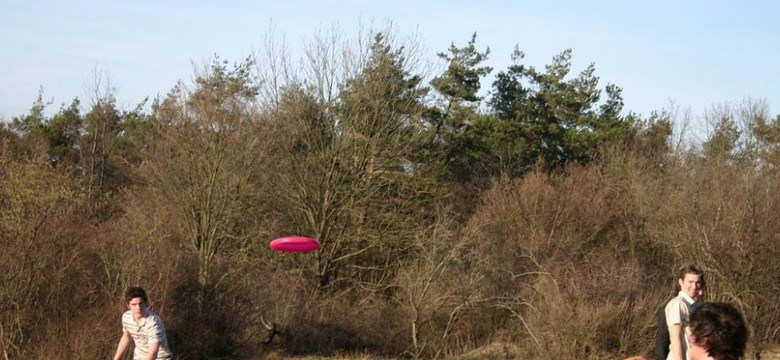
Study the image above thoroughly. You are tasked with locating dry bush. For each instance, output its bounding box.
[252,265,402,357]
[34,307,116,360]
[462,152,680,359]
[0,153,123,360]
[664,160,780,351]
[500,273,657,360]
[0,157,106,359]
[92,189,186,301]
[391,209,490,359]
[450,342,528,360]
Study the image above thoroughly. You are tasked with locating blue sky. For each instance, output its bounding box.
[1,0,778,126]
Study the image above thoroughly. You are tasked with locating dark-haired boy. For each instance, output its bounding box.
[112,287,173,360]
[687,302,748,360]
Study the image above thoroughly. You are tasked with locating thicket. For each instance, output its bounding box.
[2,28,780,360]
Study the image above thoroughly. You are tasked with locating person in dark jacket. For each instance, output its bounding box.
[655,271,705,360]
[655,302,671,360]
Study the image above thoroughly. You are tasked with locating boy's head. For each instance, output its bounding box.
[124,286,148,304]
[688,302,748,360]
[678,264,704,299]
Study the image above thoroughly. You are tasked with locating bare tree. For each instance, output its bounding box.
[268,28,435,290]
[140,56,269,313]
[391,207,487,359]
[0,156,81,358]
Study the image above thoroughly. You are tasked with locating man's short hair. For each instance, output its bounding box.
[689,302,748,360]
[124,286,148,303]
[678,264,704,280]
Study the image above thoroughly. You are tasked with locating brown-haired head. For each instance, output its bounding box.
[689,302,748,360]
[678,264,704,280]
[124,286,148,304]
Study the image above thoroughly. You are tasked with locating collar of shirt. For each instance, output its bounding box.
[678,290,696,305]
[134,310,151,327]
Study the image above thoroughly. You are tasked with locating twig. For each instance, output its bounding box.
[0,322,9,360]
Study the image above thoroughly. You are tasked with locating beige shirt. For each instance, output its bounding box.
[665,291,697,360]
[121,309,173,359]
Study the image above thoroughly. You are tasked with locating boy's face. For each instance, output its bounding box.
[127,297,147,317]
[679,273,703,299]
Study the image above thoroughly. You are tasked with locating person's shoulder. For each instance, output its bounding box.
[120,310,134,328]
[664,295,685,314]
[665,295,682,307]
[144,310,165,323]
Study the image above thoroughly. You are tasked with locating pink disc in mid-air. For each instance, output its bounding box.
[270,236,321,252]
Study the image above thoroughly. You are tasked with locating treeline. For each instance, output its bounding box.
[2,29,780,360]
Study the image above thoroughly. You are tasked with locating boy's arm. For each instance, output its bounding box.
[669,324,684,360]
[112,331,131,360]
[143,341,160,360]
[142,314,165,360]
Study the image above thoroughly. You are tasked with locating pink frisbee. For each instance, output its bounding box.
[270,236,320,252]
